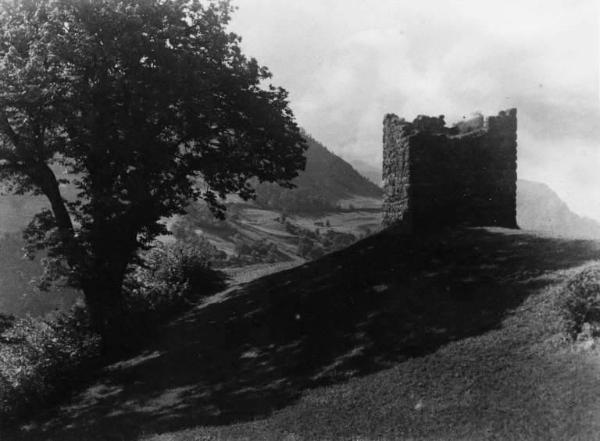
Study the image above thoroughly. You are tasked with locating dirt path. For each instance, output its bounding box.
[222,259,305,285]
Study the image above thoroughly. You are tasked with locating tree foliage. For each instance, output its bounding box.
[0,0,306,348]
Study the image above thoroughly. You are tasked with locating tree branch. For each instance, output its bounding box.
[0,109,82,269]
[0,110,22,151]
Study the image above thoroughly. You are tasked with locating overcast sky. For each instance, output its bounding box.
[228,0,600,221]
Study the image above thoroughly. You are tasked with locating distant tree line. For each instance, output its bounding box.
[284,222,357,260]
[255,185,339,214]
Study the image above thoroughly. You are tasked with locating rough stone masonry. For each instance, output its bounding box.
[382,108,518,230]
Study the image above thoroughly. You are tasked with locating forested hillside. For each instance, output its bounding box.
[255,134,382,212]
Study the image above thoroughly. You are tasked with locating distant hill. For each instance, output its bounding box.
[255,134,383,212]
[351,159,600,239]
[517,179,600,238]
[348,158,382,187]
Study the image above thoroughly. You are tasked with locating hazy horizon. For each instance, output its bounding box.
[229,0,600,221]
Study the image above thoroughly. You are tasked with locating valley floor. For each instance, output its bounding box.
[6,227,600,440]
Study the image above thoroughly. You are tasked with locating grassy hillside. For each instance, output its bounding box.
[10,226,600,440]
[174,202,381,267]
[255,133,382,212]
[349,158,383,186]
[168,133,384,272]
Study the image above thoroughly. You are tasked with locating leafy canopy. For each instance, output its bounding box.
[0,0,306,290]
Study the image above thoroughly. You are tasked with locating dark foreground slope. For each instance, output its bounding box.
[7,227,600,441]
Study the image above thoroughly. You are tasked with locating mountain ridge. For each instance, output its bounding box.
[254,134,382,212]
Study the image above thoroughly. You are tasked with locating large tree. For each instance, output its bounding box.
[0,0,306,348]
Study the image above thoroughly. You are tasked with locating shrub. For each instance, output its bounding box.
[0,238,226,424]
[125,240,226,322]
[325,230,356,252]
[557,265,600,339]
[0,314,15,334]
[230,238,283,265]
[0,307,99,423]
[180,202,238,233]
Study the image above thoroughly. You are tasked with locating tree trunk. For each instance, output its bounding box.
[30,163,135,354]
[32,164,74,238]
[0,115,138,353]
[81,264,132,356]
[29,162,84,266]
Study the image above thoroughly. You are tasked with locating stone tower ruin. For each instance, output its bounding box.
[382,108,518,230]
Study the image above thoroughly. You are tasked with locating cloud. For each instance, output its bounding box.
[229,0,600,220]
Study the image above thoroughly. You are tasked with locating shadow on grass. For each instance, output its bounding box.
[10,227,600,440]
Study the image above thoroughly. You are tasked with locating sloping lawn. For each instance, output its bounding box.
[6,227,600,440]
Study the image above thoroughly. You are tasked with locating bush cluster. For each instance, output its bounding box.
[228,238,283,265]
[255,184,337,214]
[557,264,600,339]
[284,221,356,260]
[0,307,99,423]
[0,238,226,424]
[125,240,226,321]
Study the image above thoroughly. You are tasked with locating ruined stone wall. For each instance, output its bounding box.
[382,109,517,230]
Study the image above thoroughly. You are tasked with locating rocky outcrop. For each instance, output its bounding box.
[382,109,518,230]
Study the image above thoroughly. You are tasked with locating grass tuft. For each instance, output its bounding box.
[556,263,600,339]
